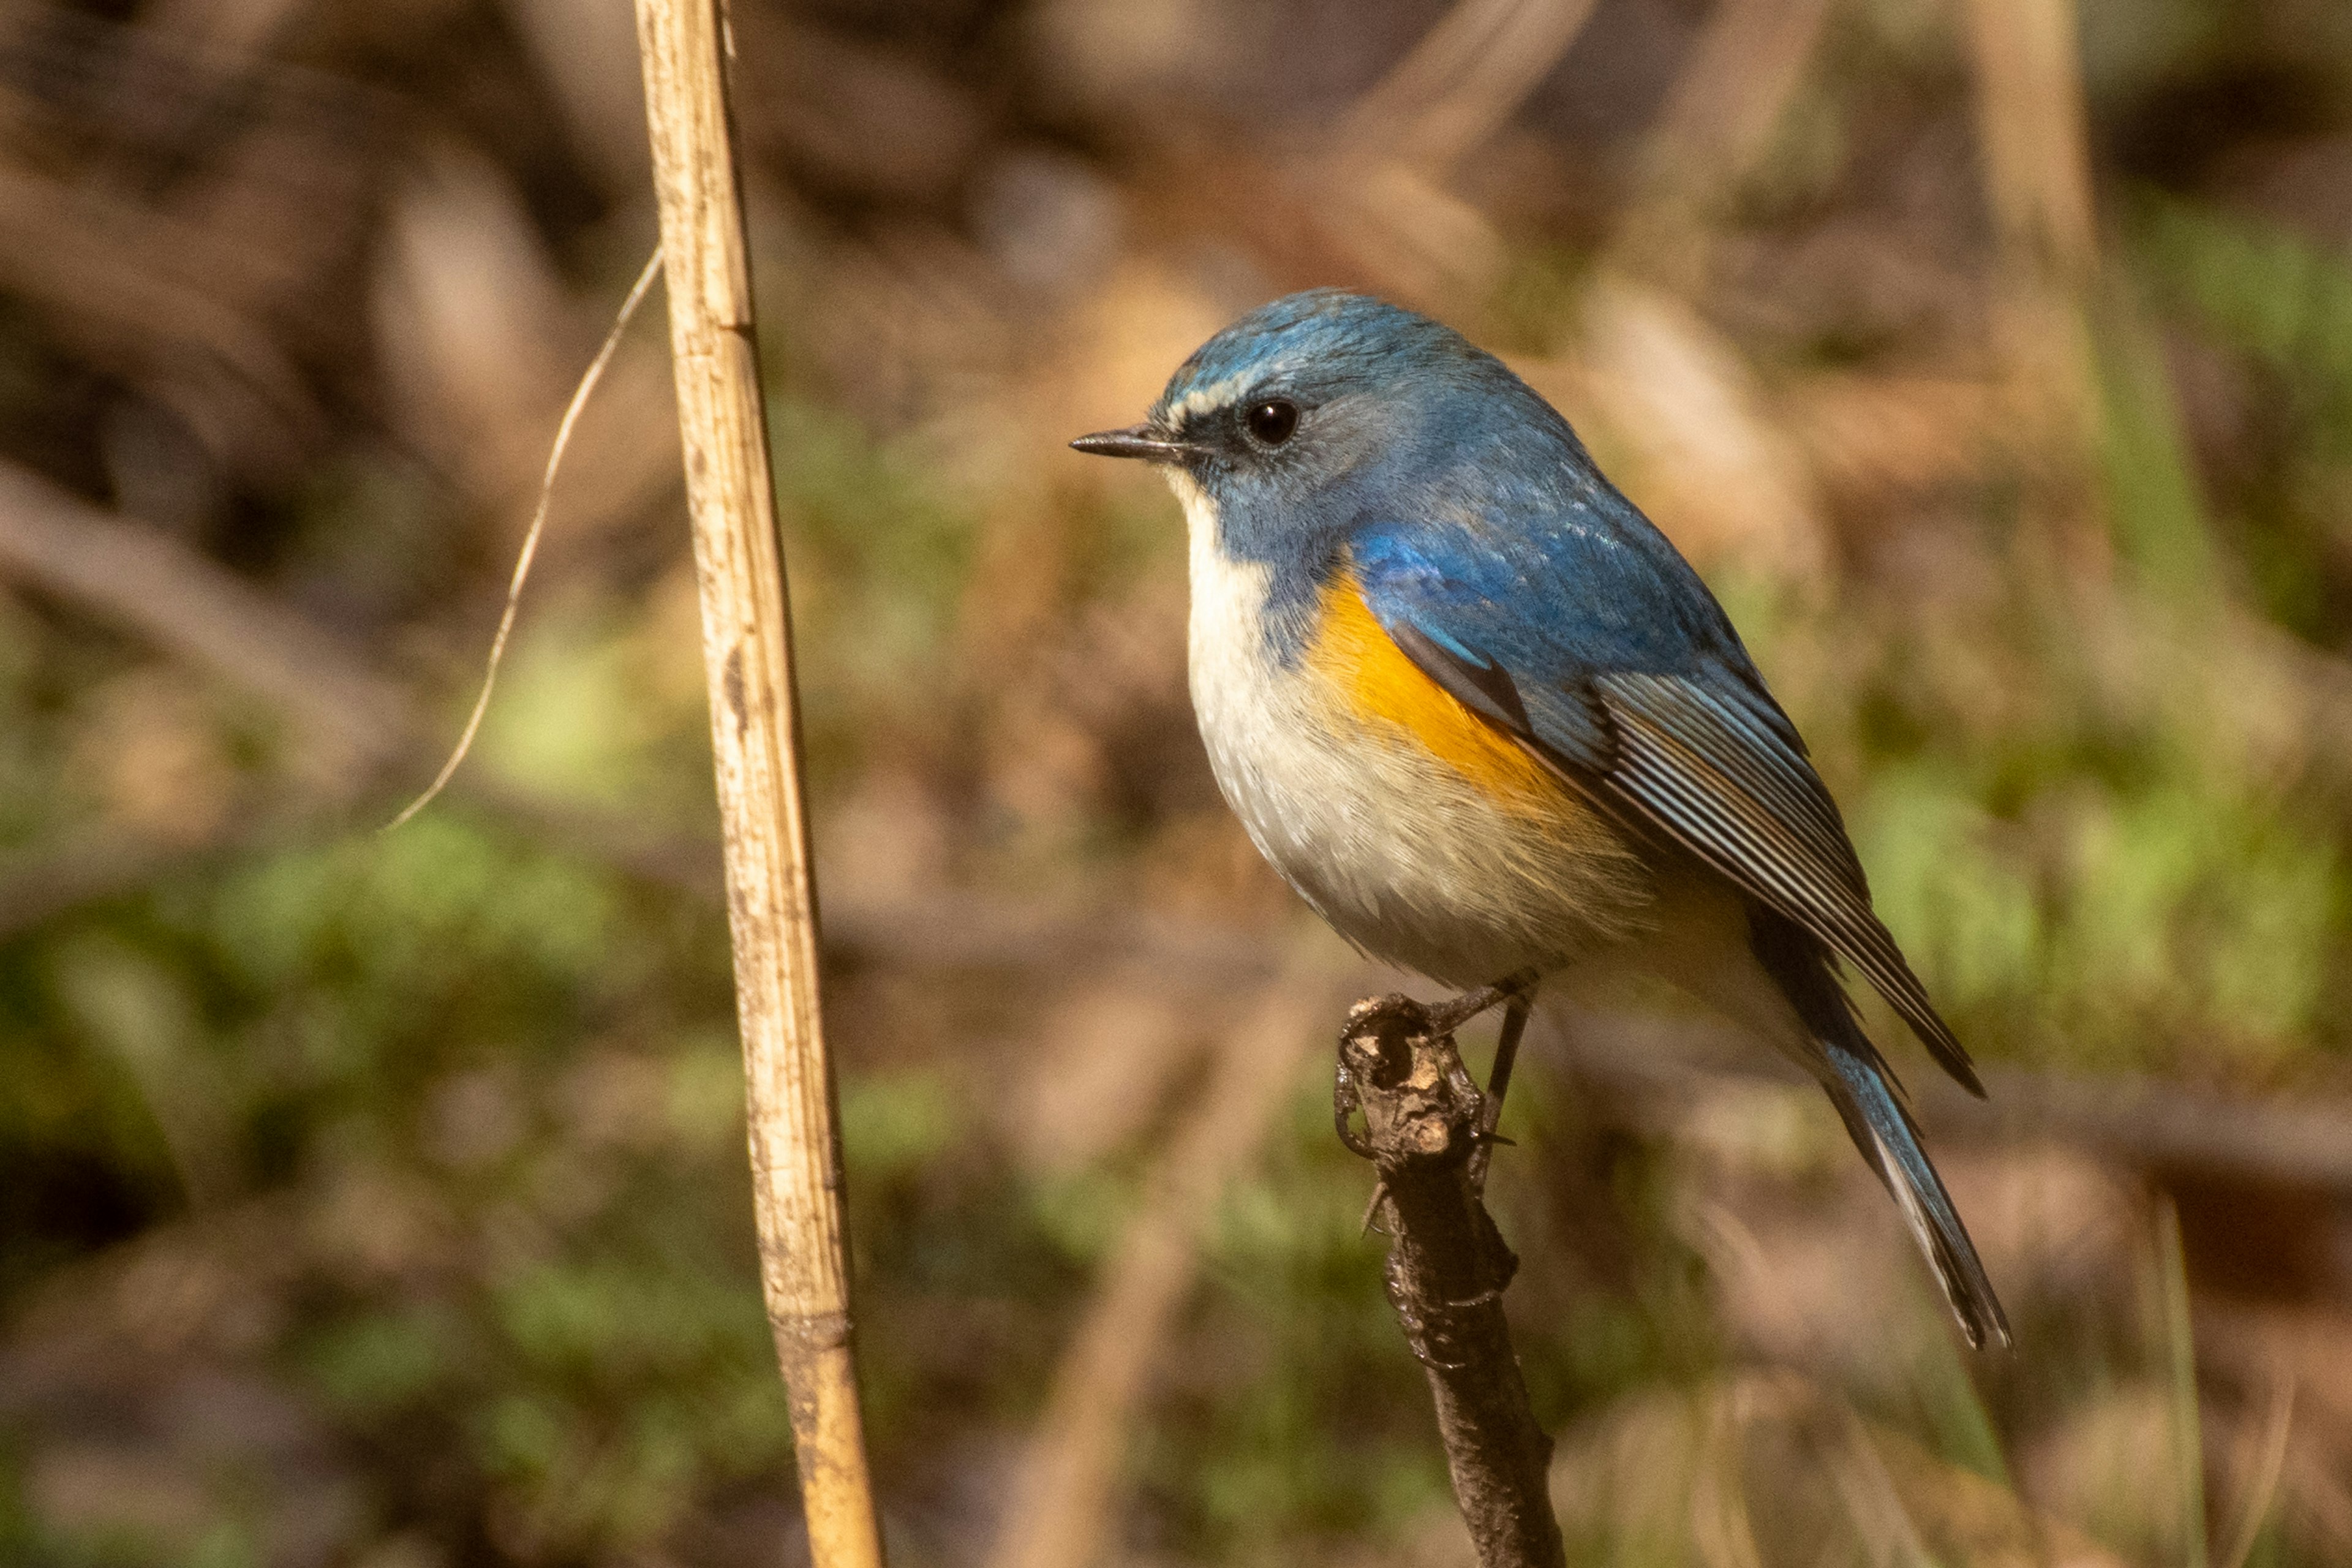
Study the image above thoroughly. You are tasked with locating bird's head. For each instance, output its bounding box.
[1071,290,1565,565]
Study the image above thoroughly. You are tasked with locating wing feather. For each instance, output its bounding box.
[1591,673,1978,1093]
[1368,575,1981,1096]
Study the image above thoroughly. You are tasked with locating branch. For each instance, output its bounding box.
[1338,994,1565,1568]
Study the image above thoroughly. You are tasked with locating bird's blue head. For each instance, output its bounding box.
[1072,290,1588,584]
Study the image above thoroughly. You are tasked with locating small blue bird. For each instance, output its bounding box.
[1074,289,2007,1349]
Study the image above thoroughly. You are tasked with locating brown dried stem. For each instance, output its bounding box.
[1337,994,1564,1568]
[631,2,886,1565]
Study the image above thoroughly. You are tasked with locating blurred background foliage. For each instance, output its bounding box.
[1,0,2351,1562]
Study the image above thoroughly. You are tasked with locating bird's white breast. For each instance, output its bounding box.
[1171,474,1657,987]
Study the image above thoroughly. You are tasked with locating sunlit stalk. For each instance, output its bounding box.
[630,2,886,1563]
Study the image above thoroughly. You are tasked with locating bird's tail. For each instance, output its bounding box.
[1817,1031,2011,1350]
[1750,908,2011,1350]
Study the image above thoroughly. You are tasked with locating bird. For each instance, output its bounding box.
[1071,288,2008,1350]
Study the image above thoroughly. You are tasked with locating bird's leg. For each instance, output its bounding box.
[1423,967,1538,1038]
[1467,982,1536,1196]
[1416,970,1539,1191]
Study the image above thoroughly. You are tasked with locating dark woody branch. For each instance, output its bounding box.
[1336,994,1566,1568]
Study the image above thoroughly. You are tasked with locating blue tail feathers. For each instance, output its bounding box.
[1749,906,2011,1350]
[1818,1033,2011,1349]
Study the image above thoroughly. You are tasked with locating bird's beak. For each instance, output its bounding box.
[1069,424,1199,462]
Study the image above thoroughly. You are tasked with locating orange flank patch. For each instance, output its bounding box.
[1308,570,1562,809]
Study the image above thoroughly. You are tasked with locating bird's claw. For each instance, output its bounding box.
[1333,1055,1374,1159]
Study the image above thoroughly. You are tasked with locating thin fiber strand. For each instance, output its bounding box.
[383,244,664,832]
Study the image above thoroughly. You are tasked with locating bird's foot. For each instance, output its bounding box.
[1423,968,1539,1037]
[1334,977,1539,1199]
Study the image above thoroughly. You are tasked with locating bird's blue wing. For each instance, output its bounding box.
[1351,516,1981,1096]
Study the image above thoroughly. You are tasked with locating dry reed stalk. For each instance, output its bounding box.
[631,2,886,1565]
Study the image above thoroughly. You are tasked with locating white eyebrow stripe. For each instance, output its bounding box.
[1167,374,1250,421]
[1165,360,1309,422]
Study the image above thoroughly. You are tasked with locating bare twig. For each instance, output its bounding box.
[1338,993,1565,1568]
[631,2,885,1564]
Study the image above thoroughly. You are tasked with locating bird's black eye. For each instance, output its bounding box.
[1245,399,1298,445]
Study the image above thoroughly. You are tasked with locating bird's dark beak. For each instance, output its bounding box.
[1070,424,1197,462]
